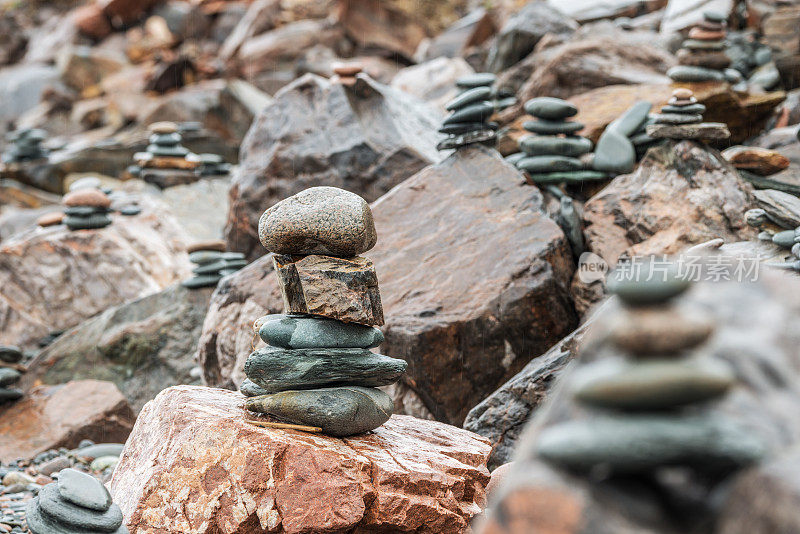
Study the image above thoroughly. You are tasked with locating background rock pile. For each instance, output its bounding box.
[0,346,23,404]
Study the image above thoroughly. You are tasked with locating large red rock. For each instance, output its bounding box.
[225,73,441,260]
[111,385,491,534]
[0,380,135,462]
[335,0,428,61]
[0,202,191,349]
[204,146,577,424]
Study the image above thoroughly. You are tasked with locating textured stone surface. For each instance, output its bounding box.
[225,73,441,259]
[390,57,474,112]
[200,147,576,424]
[273,254,384,326]
[0,204,191,349]
[0,380,135,462]
[258,186,377,256]
[22,284,212,412]
[722,146,791,176]
[258,314,383,349]
[111,385,491,533]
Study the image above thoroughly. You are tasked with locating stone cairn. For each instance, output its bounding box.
[536,263,764,476]
[196,153,231,176]
[131,122,199,186]
[241,186,407,437]
[647,88,730,141]
[745,208,800,271]
[0,345,24,405]
[181,239,246,289]
[26,468,128,534]
[62,187,113,231]
[331,61,363,87]
[1,128,48,164]
[668,11,734,84]
[437,73,500,151]
[511,97,607,185]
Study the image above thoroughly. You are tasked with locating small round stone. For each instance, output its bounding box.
[37,211,64,227]
[744,208,768,228]
[63,188,111,209]
[332,62,363,76]
[148,121,178,134]
[672,88,694,99]
[39,483,123,531]
[523,97,578,120]
[606,262,691,305]
[57,468,112,512]
[187,240,227,253]
[773,229,796,248]
[455,73,496,89]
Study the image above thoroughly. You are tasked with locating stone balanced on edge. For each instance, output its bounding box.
[242,186,407,437]
[26,468,128,533]
[647,88,730,141]
[536,262,764,474]
[0,345,24,404]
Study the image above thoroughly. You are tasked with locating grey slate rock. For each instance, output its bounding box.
[607,101,651,137]
[526,170,609,184]
[245,386,394,436]
[668,65,726,82]
[523,120,583,135]
[239,378,269,397]
[39,484,124,532]
[661,103,706,114]
[520,135,592,157]
[593,129,635,175]
[653,113,703,125]
[516,155,583,173]
[439,122,495,135]
[244,346,406,392]
[188,250,224,264]
[443,101,494,125]
[0,367,20,387]
[455,73,496,89]
[57,468,112,512]
[524,97,578,121]
[258,314,384,349]
[445,86,492,111]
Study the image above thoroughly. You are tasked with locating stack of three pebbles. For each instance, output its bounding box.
[240,187,406,436]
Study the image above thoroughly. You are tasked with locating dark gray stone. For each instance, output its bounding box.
[0,367,20,386]
[239,378,268,397]
[455,73,496,89]
[443,102,495,125]
[523,97,578,121]
[523,120,583,135]
[0,388,23,402]
[607,101,652,137]
[668,65,726,82]
[245,386,394,436]
[57,468,112,512]
[445,86,492,111]
[39,484,123,532]
[0,345,23,363]
[439,122,493,135]
[516,155,583,173]
[653,113,703,125]
[661,103,706,114]
[592,129,635,175]
[526,170,609,184]
[64,214,112,230]
[520,135,592,157]
[258,314,383,349]
[244,346,406,392]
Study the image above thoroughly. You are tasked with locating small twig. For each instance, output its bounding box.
[245,420,322,433]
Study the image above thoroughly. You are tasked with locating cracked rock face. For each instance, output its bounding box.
[110,385,491,534]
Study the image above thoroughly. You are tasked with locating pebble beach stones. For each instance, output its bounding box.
[668,12,730,83]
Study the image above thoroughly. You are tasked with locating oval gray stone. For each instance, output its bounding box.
[455,73,496,89]
[523,120,583,135]
[519,135,592,157]
[245,386,394,436]
[773,230,796,248]
[57,468,112,512]
[592,129,635,175]
[653,113,703,125]
[606,263,690,305]
[445,86,492,111]
[516,156,584,173]
[668,65,726,82]
[0,345,23,363]
[0,367,20,387]
[39,484,123,532]
[259,186,377,257]
[660,103,706,114]
[523,97,578,120]
[258,314,384,349]
[26,497,128,534]
[442,101,494,125]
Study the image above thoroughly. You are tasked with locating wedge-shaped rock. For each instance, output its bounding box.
[273,254,384,326]
[244,346,406,392]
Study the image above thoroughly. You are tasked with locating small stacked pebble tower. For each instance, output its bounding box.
[131,122,199,183]
[241,186,407,437]
[182,240,247,289]
[647,88,730,141]
[437,73,499,151]
[196,153,231,176]
[2,128,48,164]
[26,468,128,534]
[331,61,363,87]
[668,11,731,84]
[62,188,113,230]
[536,263,764,475]
[513,97,607,185]
[0,345,23,404]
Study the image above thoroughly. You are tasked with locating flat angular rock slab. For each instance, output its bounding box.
[198,146,577,424]
[0,203,191,349]
[646,122,731,140]
[225,73,442,259]
[0,380,135,462]
[274,254,384,326]
[22,284,213,412]
[110,385,491,534]
[753,188,800,228]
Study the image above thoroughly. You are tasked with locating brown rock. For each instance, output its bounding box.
[187,239,227,253]
[224,73,441,260]
[574,141,755,312]
[332,62,363,76]
[99,0,163,26]
[0,380,135,463]
[687,27,725,40]
[646,122,731,140]
[202,147,577,424]
[673,87,694,99]
[722,146,791,176]
[36,211,63,227]
[335,0,427,61]
[677,48,731,69]
[0,203,190,349]
[110,385,491,533]
[71,5,112,40]
[274,254,384,326]
[606,303,715,355]
[148,121,178,134]
[62,188,111,208]
[137,156,198,170]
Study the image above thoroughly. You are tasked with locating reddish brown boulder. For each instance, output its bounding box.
[71,4,112,40]
[0,202,191,349]
[0,380,135,462]
[336,0,427,61]
[99,0,162,26]
[204,146,577,424]
[111,385,491,534]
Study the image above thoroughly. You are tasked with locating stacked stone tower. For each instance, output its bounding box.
[0,345,23,404]
[647,88,730,141]
[241,186,407,436]
[668,11,731,83]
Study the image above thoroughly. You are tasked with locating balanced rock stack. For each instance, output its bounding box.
[26,468,128,534]
[437,73,498,151]
[62,187,113,230]
[536,263,764,475]
[181,240,246,289]
[514,97,608,185]
[331,61,362,87]
[745,208,800,271]
[1,128,48,163]
[241,186,406,437]
[132,122,199,187]
[668,11,731,83]
[0,345,24,404]
[196,153,231,176]
[647,88,730,141]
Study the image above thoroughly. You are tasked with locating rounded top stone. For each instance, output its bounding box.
[606,261,691,306]
[68,176,102,192]
[703,10,727,23]
[63,188,111,209]
[672,88,694,99]
[332,62,363,76]
[524,97,578,120]
[57,468,112,512]
[37,211,64,227]
[456,73,496,89]
[187,239,227,253]
[148,121,178,134]
[259,186,377,257]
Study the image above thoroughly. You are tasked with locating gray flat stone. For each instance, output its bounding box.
[661,103,706,114]
[443,101,494,125]
[523,120,583,135]
[64,214,112,230]
[39,484,124,532]
[57,468,112,512]
[519,135,592,157]
[445,86,492,111]
[683,39,725,51]
[607,100,651,137]
[526,170,609,184]
[0,345,22,363]
[606,262,690,305]
[439,121,493,135]
[592,129,635,175]
[653,113,703,125]
[516,155,584,173]
[181,274,222,289]
[668,65,726,82]
[0,388,23,402]
[188,250,224,264]
[0,367,20,387]
[646,122,730,140]
[245,386,394,437]
[239,378,269,397]
[523,97,578,121]
[754,189,800,228]
[455,73,496,89]
[258,314,384,349]
[244,346,406,392]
